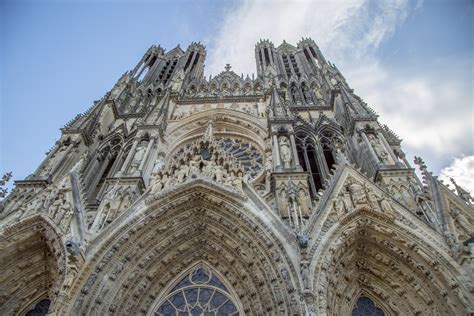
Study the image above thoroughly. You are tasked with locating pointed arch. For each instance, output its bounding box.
[63,182,299,315]
[309,202,471,315]
[0,215,67,315]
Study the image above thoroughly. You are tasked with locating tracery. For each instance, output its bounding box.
[154,265,240,315]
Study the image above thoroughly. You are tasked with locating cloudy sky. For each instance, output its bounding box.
[1,0,473,193]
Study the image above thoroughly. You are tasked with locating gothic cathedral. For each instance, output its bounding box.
[1,38,473,315]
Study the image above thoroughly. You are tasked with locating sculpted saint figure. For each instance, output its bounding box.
[279,136,292,169]
[368,134,389,164]
[129,141,148,173]
[347,177,367,205]
[279,190,289,218]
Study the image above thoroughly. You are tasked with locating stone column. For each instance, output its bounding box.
[361,133,380,165]
[289,133,301,169]
[376,131,398,164]
[273,134,281,171]
[138,137,155,173]
[118,139,139,175]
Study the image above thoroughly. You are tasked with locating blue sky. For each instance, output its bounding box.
[1,0,473,193]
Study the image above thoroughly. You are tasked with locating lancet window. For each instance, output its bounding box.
[296,132,323,197]
[154,266,240,315]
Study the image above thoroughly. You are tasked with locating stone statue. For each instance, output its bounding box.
[59,201,73,229]
[333,197,347,215]
[368,134,389,164]
[171,69,184,91]
[279,136,292,169]
[346,177,367,205]
[298,188,311,217]
[279,190,289,218]
[380,196,394,214]
[290,85,301,103]
[301,261,310,290]
[129,141,148,173]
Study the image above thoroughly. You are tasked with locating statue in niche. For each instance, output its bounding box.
[301,261,310,290]
[365,186,380,211]
[279,190,289,218]
[172,105,184,120]
[279,136,292,169]
[368,134,390,164]
[298,188,311,217]
[290,85,301,104]
[301,85,313,104]
[171,69,184,91]
[129,140,148,173]
[59,200,73,229]
[346,177,367,205]
[314,83,324,104]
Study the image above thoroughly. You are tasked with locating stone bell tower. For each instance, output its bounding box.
[0,38,472,316]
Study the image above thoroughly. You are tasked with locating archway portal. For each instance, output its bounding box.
[154,264,240,315]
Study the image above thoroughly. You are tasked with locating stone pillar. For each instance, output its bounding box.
[361,132,380,165]
[289,133,301,169]
[273,134,281,171]
[118,139,139,175]
[138,137,155,173]
[377,131,398,164]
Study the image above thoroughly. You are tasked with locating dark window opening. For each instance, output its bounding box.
[184,52,194,71]
[26,299,51,316]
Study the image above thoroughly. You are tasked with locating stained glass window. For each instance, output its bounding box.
[155,266,239,316]
[351,296,385,316]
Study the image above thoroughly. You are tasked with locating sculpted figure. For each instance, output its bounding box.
[301,262,310,290]
[333,197,347,215]
[368,134,390,164]
[176,166,187,183]
[49,193,64,219]
[298,188,311,217]
[129,141,148,173]
[279,190,289,218]
[279,136,292,169]
[189,154,202,176]
[347,177,367,205]
[290,85,301,103]
[59,201,74,229]
[215,166,224,183]
[380,195,394,213]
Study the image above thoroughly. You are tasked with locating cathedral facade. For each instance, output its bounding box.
[0,38,473,315]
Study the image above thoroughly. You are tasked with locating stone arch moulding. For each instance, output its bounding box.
[63,182,300,315]
[0,215,67,315]
[309,206,472,316]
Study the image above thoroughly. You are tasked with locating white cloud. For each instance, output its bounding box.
[439,155,474,194]
[206,0,473,176]
[344,59,474,157]
[206,0,410,75]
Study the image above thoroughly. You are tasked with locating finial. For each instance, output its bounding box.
[225,64,232,72]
